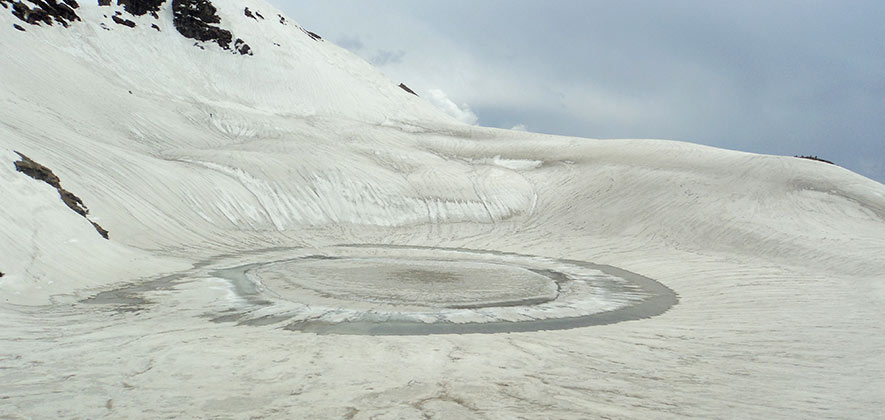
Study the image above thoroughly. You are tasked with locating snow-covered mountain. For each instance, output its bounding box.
[1,1,884,418]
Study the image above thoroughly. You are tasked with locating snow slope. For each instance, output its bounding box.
[1,1,884,418]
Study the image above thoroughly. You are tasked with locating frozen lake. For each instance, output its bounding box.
[209,246,677,335]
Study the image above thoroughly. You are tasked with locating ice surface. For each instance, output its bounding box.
[1,1,885,418]
[202,246,670,334]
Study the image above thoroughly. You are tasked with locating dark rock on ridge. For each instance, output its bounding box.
[13,23,26,31]
[172,0,230,48]
[7,0,81,27]
[795,155,835,165]
[305,29,321,41]
[398,83,418,96]
[234,38,251,55]
[91,221,109,239]
[173,0,249,54]
[116,0,164,16]
[6,0,253,55]
[112,14,135,27]
[13,152,109,239]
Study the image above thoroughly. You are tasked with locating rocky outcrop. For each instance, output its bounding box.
[795,155,835,165]
[6,0,81,27]
[172,0,229,48]
[172,0,250,54]
[234,38,251,55]
[305,30,321,41]
[116,0,164,17]
[398,83,418,96]
[112,14,135,27]
[14,152,109,239]
[4,0,254,53]
[241,7,263,21]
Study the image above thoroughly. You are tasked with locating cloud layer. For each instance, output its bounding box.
[276,0,885,183]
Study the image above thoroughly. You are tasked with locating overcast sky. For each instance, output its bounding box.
[271,1,885,183]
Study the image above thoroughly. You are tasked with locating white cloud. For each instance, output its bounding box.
[426,89,478,125]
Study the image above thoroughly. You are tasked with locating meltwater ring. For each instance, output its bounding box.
[211,245,677,335]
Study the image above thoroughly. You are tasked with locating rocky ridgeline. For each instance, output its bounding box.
[116,0,162,17]
[13,152,110,239]
[1,0,81,27]
[171,0,250,55]
[3,0,253,55]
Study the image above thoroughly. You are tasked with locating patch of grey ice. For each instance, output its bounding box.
[208,246,677,335]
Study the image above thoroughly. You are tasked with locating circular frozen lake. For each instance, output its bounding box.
[257,258,558,309]
[211,246,677,335]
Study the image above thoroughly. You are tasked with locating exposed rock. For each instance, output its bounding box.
[98,0,110,6]
[0,272,4,278]
[91,221,109,239]
[795,155,835,165]
[277,14,285,25]
[116,0,164,16]
[234,38,252,55]
[13,152,109,239]
[14,153,63,190]
[14,23,26,31]
[254,10,262,19]
[173,0,231,49]
[243,6,255,20]
[112,14,135,27]
[305,30,321,41]
[172,0,251,55]
[10,0,81,27]
[14,152,86,216]
[12,2,52,26]
[398,83,418,96]
[151,23,159,31]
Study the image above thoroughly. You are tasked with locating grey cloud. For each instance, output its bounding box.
[273,0,885,183]
[335,35,365,52]
[370,49,406,66]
